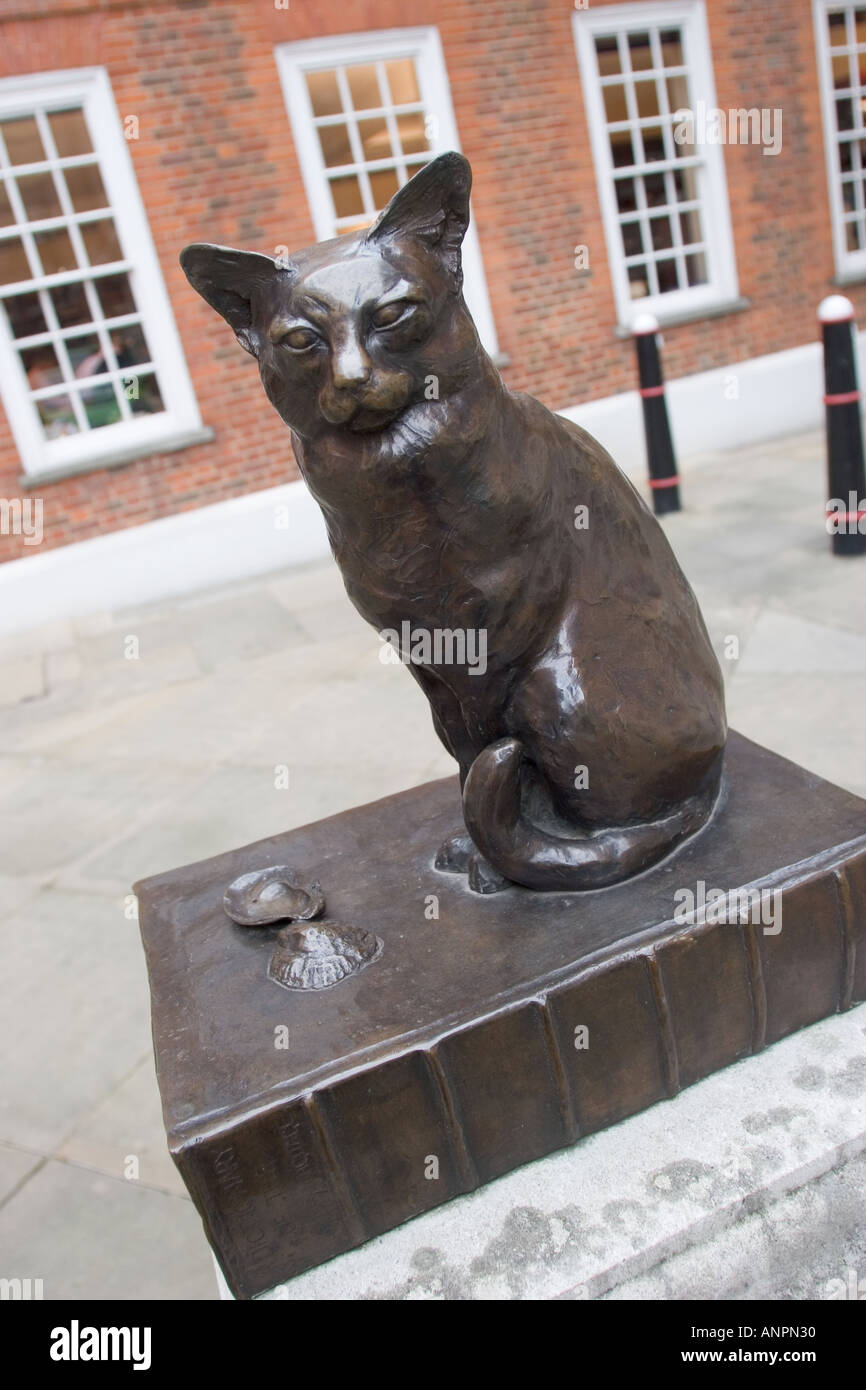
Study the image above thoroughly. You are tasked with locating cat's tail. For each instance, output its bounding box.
[462,737,719,892]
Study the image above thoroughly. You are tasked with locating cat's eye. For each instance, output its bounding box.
[371,300,414,330]
[280,326,321,351]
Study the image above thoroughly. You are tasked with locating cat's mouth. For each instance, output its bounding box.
[346,404,404,434]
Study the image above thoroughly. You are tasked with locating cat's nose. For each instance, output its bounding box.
[331,341,371,390]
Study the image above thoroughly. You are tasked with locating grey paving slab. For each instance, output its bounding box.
[0,655,44,707]
[725,673,866,799]
[57,1056,186,1199]
[0,1142,44,1205]
[0,759,195,877]
[0,887,152,1152]
[0,1159,215,1300]
[738,610,866,675]
[179,592,308,673]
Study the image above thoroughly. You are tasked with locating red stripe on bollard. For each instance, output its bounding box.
[648,476,681,489]
[639,385,665,398]
[823,390,861,405]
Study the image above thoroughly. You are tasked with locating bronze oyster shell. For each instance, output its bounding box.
[267,922,383,992]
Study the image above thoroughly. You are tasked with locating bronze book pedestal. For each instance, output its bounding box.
[136,731,866,1300]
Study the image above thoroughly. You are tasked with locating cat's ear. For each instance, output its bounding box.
[180,243,287,356]
[366,152,471,284]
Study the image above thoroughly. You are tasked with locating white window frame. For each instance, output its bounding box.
[814,0,866,281]
[274,27,500,358]
[0,67,203,480]
[573,0,739,328]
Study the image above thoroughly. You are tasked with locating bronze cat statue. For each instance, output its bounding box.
[181,152,726,894]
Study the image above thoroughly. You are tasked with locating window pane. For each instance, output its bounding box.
[610,130,635,168]
[63,163,108,213]
[615,177,637,213]
[384,59,419,105]
[81,218,123,266]
[837,97,855,132]
[660,29,684,66]
[628,264,650,298]
[651,216,674,251]
[643,127,666,161]
[358,116,390,161]
[603,83,627,123]
[656,257,679,293]
[1,116,44,166]
[833,53,851,89]
[5,290,47,337]
[0,237,30,284]
[395,112,429,155]
[644,172,667,206]
[673,166,699,202]
[369,167,400,207]
[51,280,92,327]
[679,208,703,244]
[621,222,643,257]
[330,174,364,218]
[48,107,93,158]
[686,251,708,286]
[840,141,854,174]
[130,372,164,415]
[828,11,846,46]
[346,64,380,112]
[0,179,13,227]
[635,80,660,120]
[36,392,78,437]
[306,69,342,118]
[847,219,862,251]
[67,331,103,376]
[82,381,122,429]
[114,322,151,367]
[96,272,136,318]
[628,32,653,71]
[34,227,77,275]
[318,123,353,168]
[19,343,63,389]
[17,172,63,223]
[595,35,621,78]
[667,74,690,113]
[844,180,857,212]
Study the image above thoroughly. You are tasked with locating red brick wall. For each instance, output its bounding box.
[0,0,855,560]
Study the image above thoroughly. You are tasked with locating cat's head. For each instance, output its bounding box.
[180,152,482,443]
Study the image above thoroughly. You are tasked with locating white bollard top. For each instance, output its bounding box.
[631,311,660,336]
[818,294,855,323]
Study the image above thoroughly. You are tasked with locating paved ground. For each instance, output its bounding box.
[1,426,865,1300]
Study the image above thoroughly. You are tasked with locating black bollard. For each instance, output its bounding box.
[632,312,681,515]
[819,295,866,557]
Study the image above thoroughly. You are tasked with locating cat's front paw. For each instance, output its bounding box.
[434,830,475,874]
[468,851,509,895]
